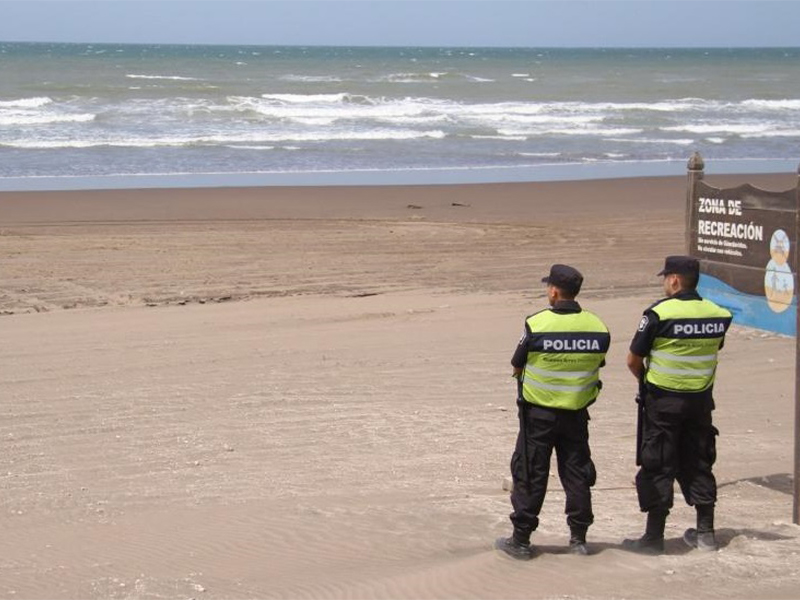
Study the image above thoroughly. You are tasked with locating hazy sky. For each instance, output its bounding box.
[1,0,799,47]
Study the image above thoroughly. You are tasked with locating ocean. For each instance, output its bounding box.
[0,42,798,190]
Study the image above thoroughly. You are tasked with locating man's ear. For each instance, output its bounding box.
[667,274,680,292]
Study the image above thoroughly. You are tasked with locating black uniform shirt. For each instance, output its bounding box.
[630,289,720,405]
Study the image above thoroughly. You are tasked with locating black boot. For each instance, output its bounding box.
[495,533,534,560]
[622,508,668,555]
[568,525,589,556]
[683,504,718,551]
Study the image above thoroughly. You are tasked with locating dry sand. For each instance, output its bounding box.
[0,174,798,599]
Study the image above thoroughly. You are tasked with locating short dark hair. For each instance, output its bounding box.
[555,286,577,300]
[676,271,699,290]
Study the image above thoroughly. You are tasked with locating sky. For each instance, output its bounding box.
[1,0,799,48]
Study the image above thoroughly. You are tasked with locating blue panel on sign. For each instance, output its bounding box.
[699,274,796,337]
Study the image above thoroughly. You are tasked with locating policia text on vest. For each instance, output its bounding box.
[519,311,611,411]
[644,297,731,393]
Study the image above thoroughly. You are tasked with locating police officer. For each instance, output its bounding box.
[496,264,610,560]
[623,256,732,554]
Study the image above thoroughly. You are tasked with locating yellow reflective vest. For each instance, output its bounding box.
[645,297,732,393]
[521,309,610,410]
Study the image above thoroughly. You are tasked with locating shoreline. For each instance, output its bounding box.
[0,157,797,192]
[1,172,795,226]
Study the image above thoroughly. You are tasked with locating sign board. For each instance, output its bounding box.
[687,158,797,336]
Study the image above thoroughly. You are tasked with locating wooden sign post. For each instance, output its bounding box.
[795,162,800,525]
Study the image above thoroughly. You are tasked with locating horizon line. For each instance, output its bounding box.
[2,40,800,50]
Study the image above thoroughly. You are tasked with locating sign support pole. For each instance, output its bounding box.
[686,152,705,254]
[794,161,800,525]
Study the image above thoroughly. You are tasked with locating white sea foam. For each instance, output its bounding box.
[279,75,345,83]
[478,114,603,125]
[201,94,800,135]
[662,124,772,134]
[740,130,800,138]
[289,117,339,126]
[380,72,454,83]
[0,113,95,126]
[498,127,643,137]
[228,94,449,123]
[741,99,800,110]
[125,74,202,81]
[260,93,352,104]
[0,97,53,108]
[607,137,695,145]
[471,134,528,141]
[225,145,276,150]
[1,128,448,149]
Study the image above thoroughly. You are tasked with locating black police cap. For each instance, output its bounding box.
[541,264,583,295]
[657,255,700,277]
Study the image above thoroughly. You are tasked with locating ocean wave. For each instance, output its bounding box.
[471,134,528,141]
[576,99,703,112]
[278,75,345,83]
[740,130,800,138]
[260,93,355,104]
[0,113,95,126]
[89,93,800,133]
[0,96,53,108]
[740,99,800,110]
[125,73,203,81]
[498,127,644,137]
[1,129,448,149]
[661,124,774,135]
[224,145,276,150]
[606,137,695,145]
[477,114,603,125]
[225,94,449,122]
[378,72,458,83]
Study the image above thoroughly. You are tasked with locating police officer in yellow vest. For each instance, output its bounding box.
[496,264,610,560]
[623,256,732,554]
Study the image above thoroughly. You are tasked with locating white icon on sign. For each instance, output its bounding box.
[764,229,793,313]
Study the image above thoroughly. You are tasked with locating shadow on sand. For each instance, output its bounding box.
[719,472,794,496]
[526,526,794,557]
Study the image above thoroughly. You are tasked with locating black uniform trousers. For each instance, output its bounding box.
[509,404,596,542]
[636,393,718,512]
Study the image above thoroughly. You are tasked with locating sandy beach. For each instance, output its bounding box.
[1,173,798,600]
